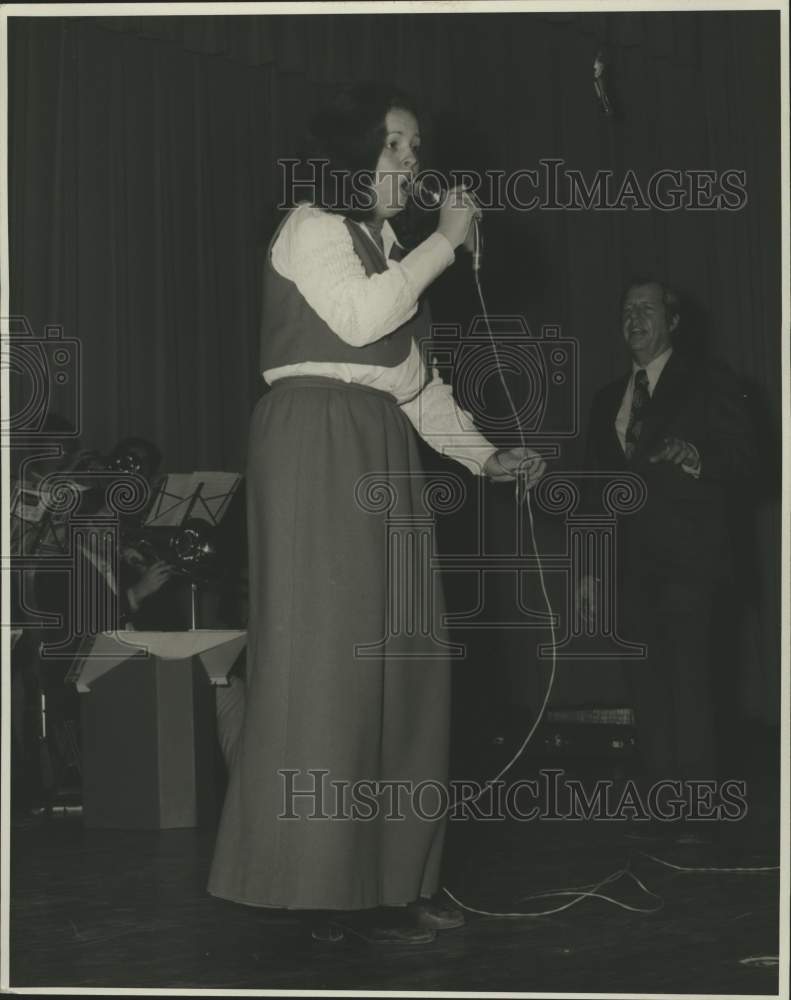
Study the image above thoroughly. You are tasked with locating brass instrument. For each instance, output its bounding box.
[120,518,220,581]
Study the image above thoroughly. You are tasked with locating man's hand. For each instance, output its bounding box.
[484,447,547,489]
[648,436,700,469]
[577,574,597,627]
[121,545,148,571]
[127,560,173,610]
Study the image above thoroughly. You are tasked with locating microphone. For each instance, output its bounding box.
[472,220,482,273]
[409,174,443,208]
[409,175,482,270]
[593,50,614,116]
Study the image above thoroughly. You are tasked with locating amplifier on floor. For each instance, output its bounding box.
[539,706,636,758]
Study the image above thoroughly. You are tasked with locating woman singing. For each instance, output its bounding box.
[208,83,545,944]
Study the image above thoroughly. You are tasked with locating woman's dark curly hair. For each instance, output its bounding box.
[302,82,421,223]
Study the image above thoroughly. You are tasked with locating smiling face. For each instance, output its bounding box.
[370,107,421,221]
[621,282,678,366]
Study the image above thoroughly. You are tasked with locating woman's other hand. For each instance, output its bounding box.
[483,447,547,489]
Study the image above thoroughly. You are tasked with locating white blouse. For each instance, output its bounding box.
[263,204,498,476]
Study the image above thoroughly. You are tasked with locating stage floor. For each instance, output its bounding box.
[9,766,781,995]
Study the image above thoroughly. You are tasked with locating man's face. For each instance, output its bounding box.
[621,283,677,365]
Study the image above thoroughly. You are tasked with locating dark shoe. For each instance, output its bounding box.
[408,894,466,930]
[310,921,344,943]
[325,908,437,945]
[347,922,437,945]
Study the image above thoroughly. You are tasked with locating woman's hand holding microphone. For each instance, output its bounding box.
[436,185,482,251]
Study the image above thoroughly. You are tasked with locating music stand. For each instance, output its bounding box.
[144,472,241,628]
[10,477,83,558]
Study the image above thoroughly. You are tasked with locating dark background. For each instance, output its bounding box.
[7,12,781,727]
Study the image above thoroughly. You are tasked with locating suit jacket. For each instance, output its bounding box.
[584,351,755,581]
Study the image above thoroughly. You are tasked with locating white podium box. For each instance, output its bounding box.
[73,630,246,830]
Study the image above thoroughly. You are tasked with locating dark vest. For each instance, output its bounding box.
[260,211,427,370]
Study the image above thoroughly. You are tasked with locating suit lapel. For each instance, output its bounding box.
[604,376,629,465]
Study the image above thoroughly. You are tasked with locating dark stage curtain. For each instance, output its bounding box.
[7,12,781,723]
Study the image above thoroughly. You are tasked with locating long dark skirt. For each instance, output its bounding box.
[207,377,452,910]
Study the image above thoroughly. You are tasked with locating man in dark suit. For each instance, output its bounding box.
[579,279,755,795]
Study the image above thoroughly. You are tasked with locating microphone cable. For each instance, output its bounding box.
[440,233,606,922]
[461,264,558,801]
[442,228,778,922]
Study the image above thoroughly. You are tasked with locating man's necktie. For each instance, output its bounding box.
[388,242,404,262]
[624,368,649,460]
